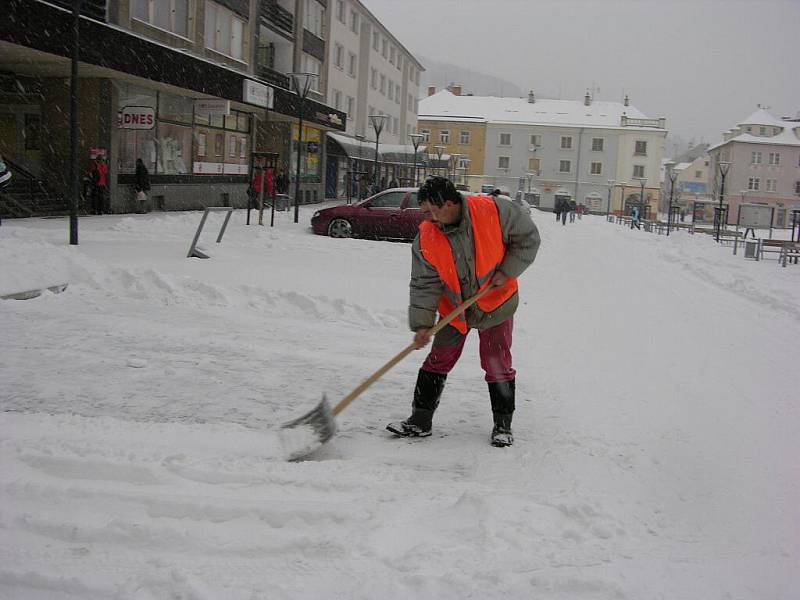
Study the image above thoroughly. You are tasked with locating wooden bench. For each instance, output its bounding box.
[757,239,792,262]
[717,230,744,245]
[779,242,800,267]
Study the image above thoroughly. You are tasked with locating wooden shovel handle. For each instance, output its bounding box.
[332,285,495,416]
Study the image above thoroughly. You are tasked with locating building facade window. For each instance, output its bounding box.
[459,131,471,145]
[748,177,760,190]
[336,0,345,23]
[372,31,379,50]
[633,165,645,178]
[347,52,357,77]
[499,133,512,146]
[439,130,450,144]
[498,156,510,169]
[559,160,571,173]
[751,151,762,164]
[346,96,354,117]
[795,180,800,194]
[370,68,377,89]
[304,0,325,39]
[634,140,647,155]
[392,116,398,134]
[381,37,388,58]
[388,80,394,98]
[528,157,540,173]
[759,126,766,135]
[530,134,541,147]
[560,136,572,149]
[766,178,777,192]
[389,46,396,65]
[301,53,321,91]
[420,129,430,142]
[349,9,359,34]
[768,152,781,165]
[379,74,386,95]
[590,161,602,175]
[133,0,189,37]
[205,1,245,60]
[333,43,343,69]
[591,137,604,152]
[331,89,341,110]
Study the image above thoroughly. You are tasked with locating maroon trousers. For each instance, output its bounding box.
[422,317,515,383]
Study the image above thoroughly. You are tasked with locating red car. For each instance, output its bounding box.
[311,187,424,240]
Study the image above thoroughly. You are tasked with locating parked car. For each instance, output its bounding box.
[311,187,423,241]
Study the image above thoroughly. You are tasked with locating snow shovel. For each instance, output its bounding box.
[281,285,496,461]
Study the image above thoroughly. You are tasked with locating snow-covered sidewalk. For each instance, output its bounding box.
[1,208,798,599]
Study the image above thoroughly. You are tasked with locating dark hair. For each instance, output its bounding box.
[418,176,461,206]
[490,189,501,196]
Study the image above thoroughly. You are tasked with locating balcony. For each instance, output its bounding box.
[48,0,107,21]
[260,1,294,39]
[256,63,289,90]
[621,115,667,129]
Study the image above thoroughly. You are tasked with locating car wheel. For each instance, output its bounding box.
[328,218,353,238]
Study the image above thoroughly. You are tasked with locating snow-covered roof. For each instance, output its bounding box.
[736,108,790,129]
[708,127,800,151]
[419,90,665,131]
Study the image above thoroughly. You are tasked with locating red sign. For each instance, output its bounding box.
[118,106,155,130]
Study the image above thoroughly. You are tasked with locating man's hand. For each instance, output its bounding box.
[413,328,432,349]
[490,270,509,287]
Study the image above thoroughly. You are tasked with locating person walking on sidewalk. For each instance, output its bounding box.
[386,176,541,447]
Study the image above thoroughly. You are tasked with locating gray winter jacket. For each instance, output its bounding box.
[408,194,541,332]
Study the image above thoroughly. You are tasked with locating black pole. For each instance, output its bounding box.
[373,133,380,188]
[716,165,727,242]
[605,183,612,219]
[293,97,304,224]
[667,173,676,236]
[69,0,81,245]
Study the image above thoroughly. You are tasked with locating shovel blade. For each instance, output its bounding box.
[280,395,337,461]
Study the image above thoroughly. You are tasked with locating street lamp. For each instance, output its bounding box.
[618,181,627,219]
[666,166,679,236]
[434,145,445,176]
[450,153,462,182]
[69,0,83,244]
[409,133,424,186]
[288,72,317,224]
[715,160,731,242]
[633,177,646,229]
[368,114,388,189]
[462,159,471,190]
[605,178,615,219]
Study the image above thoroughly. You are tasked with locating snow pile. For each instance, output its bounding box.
[1,208,798,599]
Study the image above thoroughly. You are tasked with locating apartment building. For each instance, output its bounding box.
[324,0,424,199]
[707,107,800,227]
[0,0,346,215]
[419,88,667,214]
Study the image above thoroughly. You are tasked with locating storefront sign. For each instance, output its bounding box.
[195,99,230,116]
[243,79,274,109]
[314,111,343,127]
[119,106,155,129]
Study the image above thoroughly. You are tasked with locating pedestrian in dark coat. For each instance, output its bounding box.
[134,158,150,213]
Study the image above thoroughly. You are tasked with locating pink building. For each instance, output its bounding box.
[707,108,800,228]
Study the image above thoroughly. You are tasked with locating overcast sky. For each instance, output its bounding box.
[366,0,800,148]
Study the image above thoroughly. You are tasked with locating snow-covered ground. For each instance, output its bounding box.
[1,206,798,599]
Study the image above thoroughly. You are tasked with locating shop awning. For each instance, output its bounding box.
[327,133,427,164]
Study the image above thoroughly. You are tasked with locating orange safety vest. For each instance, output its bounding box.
[419,195,518,334]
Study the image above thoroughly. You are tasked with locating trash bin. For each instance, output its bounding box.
[744,239,759,259]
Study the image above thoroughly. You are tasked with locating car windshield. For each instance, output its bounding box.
[370,191,405,208]
[406,192,419,208]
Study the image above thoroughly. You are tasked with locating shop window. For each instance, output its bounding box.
[159,92,193,124]
[24,114,41,151]
[156,123,192,174]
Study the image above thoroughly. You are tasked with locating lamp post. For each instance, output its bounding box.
[288,72,317,224]
[605,178,615,219]
[409,133,424,186]
[715,160,731,242]
[69,0,83,244]
[618,181,627,219]
[368,114,388,190]
[633,177,646,229]
[434,145,445,176]
[462,159,471,190]
[450,153,462,183]
[666,166,678,236]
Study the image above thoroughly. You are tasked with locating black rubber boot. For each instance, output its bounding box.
[488,379,515,447]
[387,370,447,437]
